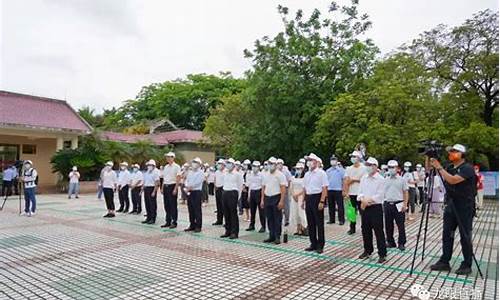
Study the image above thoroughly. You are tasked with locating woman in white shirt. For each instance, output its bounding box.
[402,162,417,221]
[290,163,307,236]
[101,161,117,218]
[68,166,80,199]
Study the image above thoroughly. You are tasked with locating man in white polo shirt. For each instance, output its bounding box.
[221,158,244,239]
[142,159,160,224]
[384,160,408,251]
[117,162,131,213]
[129,164,143,214]
[245,161,266,232]
[343,150,367,235]
[260,157,287,244]
[184,157,205,233]
[213,159,226,226]
[161,152,181,229]
[303,153,329,254]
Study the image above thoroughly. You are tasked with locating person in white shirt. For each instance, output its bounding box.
[277,158,292,226]
[220,158,244,239]
[184,157,205,232]
[2,165,17,199]
[68,166,80,199]
[202,163,210,206]
[240,159,251,221]
[142,159,160,224]
[416,163,426,207]
[161,152,181,229]
[402,161,417,220]
[101,161,117,218]
[207,166,216,199]
[261,157,287,244]
[428,174,445,218]
[343,150,367,235]
[245,161,265,232]
[117,162,131,213]
[213,159,226,226]
[357,157,387,263]
[129,164,143,214]
[22,160,38,217]
[303,153,329,253]
[291,162,307,236]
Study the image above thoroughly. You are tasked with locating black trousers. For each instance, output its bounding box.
[144,186,157,221]
[131,186,142,213]
[361,204,386,257]
[118,185,129,211]
[349,195,360,231]
[163,184,178,225]
[440,202,473,267]
[265,195,282,240]
[208,183,215,196]
[327,190,344,223]
[249,189,266,229]
[103,188,115,211]
[187,190,202,229]
[222,190,239,235]
[418,187,425,205]
[384,201,406,246]
[305,193,325,249]
[215,187,224,223]
[2,180,12,197]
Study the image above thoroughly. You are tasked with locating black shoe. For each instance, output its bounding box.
[339,221,345,225]
[229,234,238,239]
[194,228,201,233]
[316,248,324,254]
[293,232,300,236]
[305,246,316,252]
[246,227,255,231]
[146,220,155,224]
[128,211,136,214]
[116,209,123,213]
[108,214,115,218]
[141,219,149,224]
[284,222,289,226]
[347,229,355,235]
[358,252,371,259]
[327,221,334,224]
[378,256,387,263]
[263,238,275,243]
[212,222,222,226]
[184,227,195,232]
[122,210,128,213]
[274,239,281,245]
[169,224,177,229]
[160,223,171,228]
[258,228,266,233]
[455,265,472,275]
[220,233,230,238]
[103,213,112,218]
[398,244,406,251]
[430,261,451,271]
[386,243,397,248]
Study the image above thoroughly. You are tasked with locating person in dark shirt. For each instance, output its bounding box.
[429,144,475,275]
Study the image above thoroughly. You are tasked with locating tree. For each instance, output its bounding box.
[78,106,104,128]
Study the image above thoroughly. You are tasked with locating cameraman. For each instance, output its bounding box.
[429,144,475,275]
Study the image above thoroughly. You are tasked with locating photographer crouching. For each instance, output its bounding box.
[428,144,475,275]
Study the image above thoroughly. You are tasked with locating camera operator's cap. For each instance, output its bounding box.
[365,157,378,166]
[105,161,113,166]
[404,161,412,167]
[276,158,284,164]
[120,162,128,167]
[146,159,156,166]
[387,160,398,167]
[243,159,251,165]
[217,158,225,164]
[446,144,467,153]
[252,161,261,167]
[226,158,236,164]
[164,152,175,158]
[350,151,362,158]
[306,153,321,162]
[192,157,202,164]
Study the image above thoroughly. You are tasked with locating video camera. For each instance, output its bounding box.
[418,140,444,159]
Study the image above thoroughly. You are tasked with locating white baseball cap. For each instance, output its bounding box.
[416,163,422,168]
[252,161,261,167]
[350,151,362,158]
[306,153,321,162]
[226,158,236,164]
[146,159,156,166]
[446,144,466,153]
[268,156,278,164]
[299,158,306,164]
[217,158,225,164]
[295,162,305,169]
[192,157,202,164]
[243,159,251,165]
[404,161,412,167]
[105,161,113,167]
[235,160,241,165]
[165,152,175,158]
[381,164,388,169]
[276,158,284,164]
[132,163,140,168]
[120,161,128,167]
[387,160,398,167]
[365,157,379,166]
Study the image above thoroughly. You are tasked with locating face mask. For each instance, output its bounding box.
[226,163,234,170]
[295,169,303,176]
[306,161,313,168]
[475,168,479,174]
[264,165,269,171]
[269,164,277,172]
[404,167,409,172]
[147,166,154,171]
[331,160,337,167]
[448,152,461,162]
[416,167,421,171]
[388,168,397,176]
[192,162,200,170]
[252,166,259,173]
[121,166,126,170]
[350,157,358,164]
[133,167,138,172]
[25,164,31,169]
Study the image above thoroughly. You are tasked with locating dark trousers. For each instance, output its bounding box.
[24,187,36,213]
[222,190,239,235]
[208,183,215,196]
[408,187,416,213]
[2,180,12,197]
[144,186,157,221]
[103,188,115,211]
[215,187,224,223]
[384,201,406,246]
[249,189,266,229]
[305,193,325,249]
[265,195,282,240]
[440,203,473,267]
[163,184,178,225]
[131,186,142,213]
[349,195,360,232]
[187,190,202,229]
[361,204,386,257]
[118,185,129,211]
[418,187,424,205]
[327,190,344,223]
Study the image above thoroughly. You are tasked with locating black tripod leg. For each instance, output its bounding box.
[421,200,432,260]
[410,198,427,275]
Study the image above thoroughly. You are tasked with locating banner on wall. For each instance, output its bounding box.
[482,172,498,197]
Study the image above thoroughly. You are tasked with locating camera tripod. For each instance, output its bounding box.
[0,181,22,214]
[410,167,483,278]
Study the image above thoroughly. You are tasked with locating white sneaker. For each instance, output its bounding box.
[31,211,36,216]
[21,212,28,216]
[27,212,32,217]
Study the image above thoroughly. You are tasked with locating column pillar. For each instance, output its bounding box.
[71,137,78,149]
[56,137,64,151]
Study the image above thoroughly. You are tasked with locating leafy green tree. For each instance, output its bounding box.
[78,106,104,128]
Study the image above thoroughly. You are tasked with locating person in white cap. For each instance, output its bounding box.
[129,163,143,214]
[207,165,216,200]
[245,161,266,232]
[415,163,426,207]
[68,166,80,199]
[239,159,251,220]
[290,162,307,236]
[276,158,292,226]
[379,164,388,178]
[383,160,408,251]
[101,161,117,218]
[161,152,181,229]
[343,150,367,235]
[184,157,205,232]
[117,162,131,213]
[357,157,387,263]
[221,158,244,238]
[402,161,417,221]
[261,156,287,244]
[179,163,190,205]
[326,155,345,225]
[202,163,210,206]
[142,159,160,224]
[213,158,226,226]
[303,153,329,253]
[429,143,475,275]
[21,160,38,216]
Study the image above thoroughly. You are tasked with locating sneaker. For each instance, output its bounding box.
[316,248,324,254]
[194,228,201,233]
[169,224,177,229]
[430,261,451,271]
[274,239,281,245]
[184,227,195,232]
[358,252,371,259]
[455,264,472,275]
[30,211,36,216]
[27,212,32,217]
[327,221,334,224]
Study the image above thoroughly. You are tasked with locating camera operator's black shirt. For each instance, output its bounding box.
[444,162,475,206]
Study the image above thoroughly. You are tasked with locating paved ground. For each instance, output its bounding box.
[0,194,497,300]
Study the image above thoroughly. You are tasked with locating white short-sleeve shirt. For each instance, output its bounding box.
[163,163,181,185]
[345,165,367,195]
[304,168,329,195]
[262,170,287,197]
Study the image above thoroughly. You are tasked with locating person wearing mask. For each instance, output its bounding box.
[117,162,131,213]
[207,166,216,201]
[245,161,265,232]
[21,160,38,217]
[380,164,388,178]
[142,159,160,224]
[202,163,210,207]
[158,165,164,188]
[161,152,181,229]
[429,144,475,275]
[358,157,387,263]
[184,157,205,233]
[343,151,367,235]
[67,166,80,199]
[261,157,287,244]
[428,173,445,218]
[221,158,244,239]
[213,159,226,226]
[402,162,417,221]
[179,163,190,205]
[129,164,143,214]
[240,159,251,221]
[326,155,345,225]
[2,165,17,199]
[303,153,329,253]
[383,160,408,251]
[277,159,292,226]
[416,164,426,207]
[290,162,307,236]
[101,161,117,218]
[474,165,484,210]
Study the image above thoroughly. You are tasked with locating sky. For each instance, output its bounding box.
[1,0,498,112]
